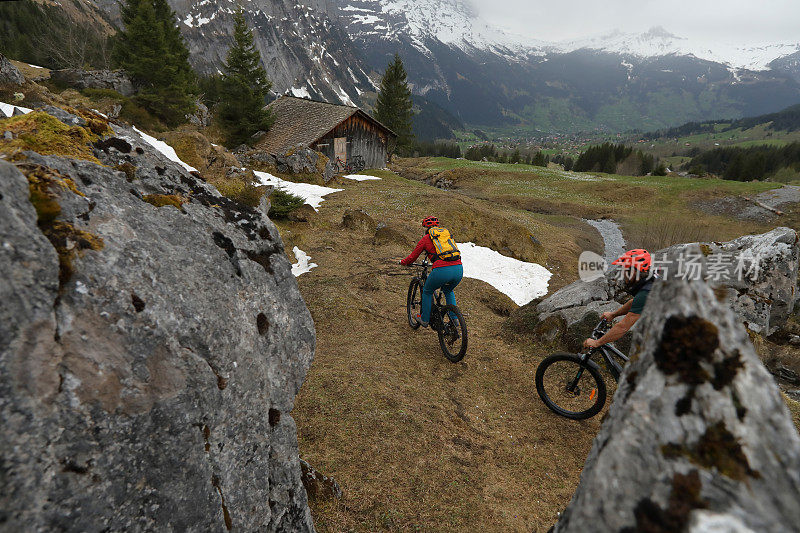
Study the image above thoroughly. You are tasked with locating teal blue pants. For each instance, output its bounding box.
[421,264,463,323]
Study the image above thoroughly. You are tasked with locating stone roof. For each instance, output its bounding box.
[256,95,395,155]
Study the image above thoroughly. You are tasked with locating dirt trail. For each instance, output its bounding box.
[287,174,604,532]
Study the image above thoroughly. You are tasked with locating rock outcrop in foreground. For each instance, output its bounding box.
[1,109,316,530]
[554,279,800,532]
[529,228,800,351]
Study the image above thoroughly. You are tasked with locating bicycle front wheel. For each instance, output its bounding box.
[437,304,467,363]
[406,279,422,329]
[535,353,606,420]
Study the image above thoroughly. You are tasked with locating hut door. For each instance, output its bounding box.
[334,137,347,163]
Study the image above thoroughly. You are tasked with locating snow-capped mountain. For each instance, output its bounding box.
[335,0,544,59]
[330,0,800,132]
[555,27,800,72]
[91,0,800,134]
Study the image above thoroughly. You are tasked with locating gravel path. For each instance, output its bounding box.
[739,185,800,220]
[586,219,626,264]
[755,185,800,208]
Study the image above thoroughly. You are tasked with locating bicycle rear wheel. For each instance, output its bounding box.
[535,353,606,420]
[437,304,467,363]
[406,279,421,329]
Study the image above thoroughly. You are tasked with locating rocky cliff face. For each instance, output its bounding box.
[0,108,316,530]
[554,279,800,532]
[94,0,375,105]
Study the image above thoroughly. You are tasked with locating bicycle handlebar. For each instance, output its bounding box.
[591,319,611,340]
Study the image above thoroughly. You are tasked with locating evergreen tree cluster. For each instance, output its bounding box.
[413,141,462,158]
[645,103,800,140]
[462,144,555,166]
[551,154,574,171]
[0,0,111,69]
[374,54,415,156]
[215,9,274,147]
[573,142,661,175]
[464,143,498,161]
[687,142,800,181]
[112,0,197,127]
[112,2,272,141]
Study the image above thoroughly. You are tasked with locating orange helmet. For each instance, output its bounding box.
[612,249,651,273]
[422,216,439,228]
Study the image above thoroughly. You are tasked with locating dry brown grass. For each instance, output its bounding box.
[284,174,608,532]
[271,154,798,531]
[622,211,770,251]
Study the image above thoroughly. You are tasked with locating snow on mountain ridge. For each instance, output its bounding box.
[339,0,799,72]
[338,0,546,58]
[553,26,800,71]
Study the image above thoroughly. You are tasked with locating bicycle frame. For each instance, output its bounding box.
[578,320,629,382]
[410,259,446,322]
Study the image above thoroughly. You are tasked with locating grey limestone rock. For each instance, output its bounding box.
[50,68,135,97]
[553,279,800,532]
[0,109,317,531]
[531,229,800,349]
[0,53,25,86]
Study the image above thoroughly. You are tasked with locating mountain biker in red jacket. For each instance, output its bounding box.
[400,216,463,328]
[583,249,655,349]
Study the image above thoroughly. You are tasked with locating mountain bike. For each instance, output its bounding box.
[535,319,629,420]
[350,155,366,172]
[406,259,468,362]
[335,156,352,173]
[334,155,366,174]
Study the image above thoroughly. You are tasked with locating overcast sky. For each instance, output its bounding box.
[473,0,800,44]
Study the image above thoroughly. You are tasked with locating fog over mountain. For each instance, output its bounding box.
[474,0,800,44]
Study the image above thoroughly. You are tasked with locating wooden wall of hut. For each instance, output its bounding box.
[312,114,389,169]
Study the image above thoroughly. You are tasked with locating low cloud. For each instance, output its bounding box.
[474,0,800,44]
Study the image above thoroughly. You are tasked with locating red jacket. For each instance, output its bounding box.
[401,233,463,269]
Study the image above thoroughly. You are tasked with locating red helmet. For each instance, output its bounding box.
[612,249,651,273]
[422,216,439,228]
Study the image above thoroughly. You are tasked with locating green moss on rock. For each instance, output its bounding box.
[0,111,101,163]
[19,163,103,286]
[142,194,188,211]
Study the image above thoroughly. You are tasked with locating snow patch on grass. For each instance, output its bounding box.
[131,126,197,172]
[253,170,342,210]
[459,242,551,306]
[0,101,32,118]
[291,246,317,277]
[343,174,381,181]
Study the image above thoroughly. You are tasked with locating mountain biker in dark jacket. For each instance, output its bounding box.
[400,216,463,328]
[583,249,655,349]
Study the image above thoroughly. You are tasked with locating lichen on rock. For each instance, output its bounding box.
[0,104,317,531]
[553,279,800,532]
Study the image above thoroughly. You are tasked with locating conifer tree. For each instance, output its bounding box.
[217,8,274,147]
[374,54,415,156]
[112,0,197,127]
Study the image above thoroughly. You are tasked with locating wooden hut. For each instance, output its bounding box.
[257,95,396,169]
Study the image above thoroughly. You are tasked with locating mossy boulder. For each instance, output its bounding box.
[0,111,103,163]
[0,106,316,531]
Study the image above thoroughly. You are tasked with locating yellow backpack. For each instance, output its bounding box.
[428,227,461,261]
